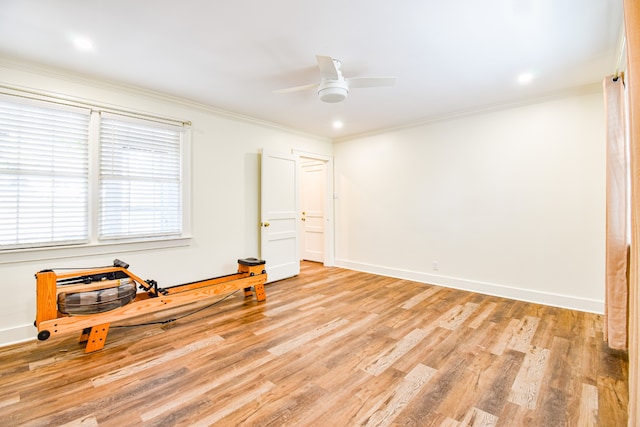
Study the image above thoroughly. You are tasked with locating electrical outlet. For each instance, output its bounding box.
[432,260,439,271]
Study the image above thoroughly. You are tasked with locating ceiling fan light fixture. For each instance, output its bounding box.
[275,55,394,103]
[318,85,348,103]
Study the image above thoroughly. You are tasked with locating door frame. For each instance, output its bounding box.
[293,150,335,267]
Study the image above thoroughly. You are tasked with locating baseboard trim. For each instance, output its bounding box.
[334,259,604,314]
[0,324,36,347]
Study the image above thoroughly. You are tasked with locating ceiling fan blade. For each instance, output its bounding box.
[347,77,396,88]
[273,83,318,94]
[316,55,339,80]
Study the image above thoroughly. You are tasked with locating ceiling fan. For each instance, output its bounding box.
[274,55,396,103]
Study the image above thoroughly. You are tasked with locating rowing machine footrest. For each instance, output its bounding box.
[238,257,266,267]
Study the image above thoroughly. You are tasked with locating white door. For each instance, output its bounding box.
[260,149,300,282]
[300,161,325,262]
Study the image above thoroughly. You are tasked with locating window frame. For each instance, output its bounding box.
[0,93,192,264]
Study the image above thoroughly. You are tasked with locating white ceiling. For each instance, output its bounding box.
[0,0,624,139]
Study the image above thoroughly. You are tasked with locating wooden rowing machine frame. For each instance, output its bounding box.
[35,258,267,353]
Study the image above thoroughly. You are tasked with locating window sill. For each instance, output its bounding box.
[0,236,192,265]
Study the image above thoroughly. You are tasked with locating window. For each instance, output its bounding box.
[0,95,189,254]
[0,99,90,249]
[100,114,182,240]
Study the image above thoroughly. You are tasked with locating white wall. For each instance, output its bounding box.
[334,90,606,312]
[0,62,333,346]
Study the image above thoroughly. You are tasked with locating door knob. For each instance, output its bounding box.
[301,218,306,221]
[261,222,270,227]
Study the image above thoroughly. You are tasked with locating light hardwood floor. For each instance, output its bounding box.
[0,262,629,426]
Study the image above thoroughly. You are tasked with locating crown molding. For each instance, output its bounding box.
[333,82,602,143]
[0,56,330,143]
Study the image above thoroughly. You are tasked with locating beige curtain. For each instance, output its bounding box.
[623,0,639,424]
[603,75,629,351]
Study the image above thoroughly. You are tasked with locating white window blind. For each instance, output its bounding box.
[99,114,182,240]
[0,98,90,249]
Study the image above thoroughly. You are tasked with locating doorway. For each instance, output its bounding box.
[300,159,325,262]
[296,151,334,266]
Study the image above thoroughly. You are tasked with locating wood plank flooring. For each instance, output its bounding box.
[0,262,629,426]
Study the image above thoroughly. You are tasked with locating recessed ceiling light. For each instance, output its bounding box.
[332,120,343,129]
[70,35,94,52]
[517,72,534,85]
